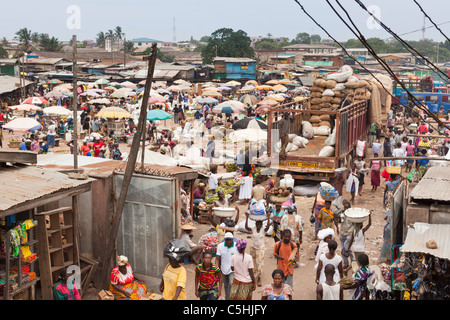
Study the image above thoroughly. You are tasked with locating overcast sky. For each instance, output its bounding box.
[1,0,449,43]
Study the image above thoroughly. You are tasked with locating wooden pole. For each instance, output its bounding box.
[94,43,158,289]
[72,35,78,170]
[406,134,447,138]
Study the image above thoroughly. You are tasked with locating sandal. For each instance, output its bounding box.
[257,282,262,287]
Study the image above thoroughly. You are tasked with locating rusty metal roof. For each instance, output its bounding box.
[401,223,450,260]
[410,166,450,202]
[0,165,93,213]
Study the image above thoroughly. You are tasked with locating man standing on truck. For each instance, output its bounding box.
[279,112,292,159]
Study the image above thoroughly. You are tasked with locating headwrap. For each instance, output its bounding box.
[117,255,128,266]
[236,239,247,251]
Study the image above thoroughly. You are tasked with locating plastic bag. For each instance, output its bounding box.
[302,121,314,139]
[356,140,366,157]
[163,238,191,262]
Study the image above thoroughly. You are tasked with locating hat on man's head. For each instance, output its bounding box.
[224,232,234,239]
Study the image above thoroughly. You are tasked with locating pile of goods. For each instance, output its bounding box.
[248,199,268,221]
[198,231,219,255]
[309,65,372,127]
[268,186,291,203]
[319,182,339,201]
[339,277,356,289]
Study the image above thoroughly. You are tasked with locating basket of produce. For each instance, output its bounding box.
[386,166,401,174]
[268,186,290,204]
[344,207,371,223]
[213,207,235,218]
[248,200,268,221]
[198,231,219,255]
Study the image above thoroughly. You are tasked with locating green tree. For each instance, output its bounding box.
[310,34,321,43]
[201,28,254,64]
[96,31,106,48]
[40,37,63,52]
[254,38,280,50]
[293,32,311,44]
[0,44,8,58]
[123,41,136,54]
[142,47,174,62]
[15,28,33,53]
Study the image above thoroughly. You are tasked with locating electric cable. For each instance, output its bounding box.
[354,0,449,81]
[329,0,448,133]
[413,0,450,43]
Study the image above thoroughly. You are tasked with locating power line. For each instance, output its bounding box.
[329,0,448,133]
[397,20,450,38]
[413,0,450,43]
[291,1,422,123]
[354,0,449,82]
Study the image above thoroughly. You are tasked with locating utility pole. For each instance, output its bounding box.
[123,34,126,68]
[72,35,78,170]
[94,43,158,290]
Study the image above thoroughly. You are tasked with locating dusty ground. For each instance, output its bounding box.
[0,116,389,300]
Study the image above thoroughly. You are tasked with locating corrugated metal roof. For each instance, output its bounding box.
[410,166,450,202]
[0,75,33,94]
[0,165,94,213]
[401,223,450,260]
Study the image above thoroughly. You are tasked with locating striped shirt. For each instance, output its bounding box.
[195,264,221,290]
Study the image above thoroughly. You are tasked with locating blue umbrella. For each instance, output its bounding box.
[146,109,173,121]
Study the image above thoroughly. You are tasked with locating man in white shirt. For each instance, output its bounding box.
[392,142,406,165]
[216,232,237,300]
[178,223,203,264]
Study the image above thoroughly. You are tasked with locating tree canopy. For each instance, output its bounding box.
[201,28,254,64]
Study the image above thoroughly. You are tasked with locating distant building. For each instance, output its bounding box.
[129,37,164,52]
[302,53,344,68]
[270,53,303,65]
[213,57,256,80]
[282,43,338,54]
[0,59,19,76]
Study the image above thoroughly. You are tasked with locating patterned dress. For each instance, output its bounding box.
[109,264,147,300]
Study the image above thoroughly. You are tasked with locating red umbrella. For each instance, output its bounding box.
[22,97,48,105]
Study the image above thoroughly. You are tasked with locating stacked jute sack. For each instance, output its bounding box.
[309,65,372,128]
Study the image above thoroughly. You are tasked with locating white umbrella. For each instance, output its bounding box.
[95,78,110,85]
[88,98,112,105]
[2,118,42,132]
[43,106,72,116]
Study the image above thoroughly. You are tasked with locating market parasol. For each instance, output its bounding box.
[239,94,259,106]
[197,97,219,104]
[95,78,110,85]
[254,105,271,114]
[273,84,288,93]
[88,98,112,105]
[257,99,279,106]
[43,106,72,116]
[232,118,268,130]
[8,104,42,112]
[212,101,246,114]
[202,91,222,97]
[22,97,48,105]
[255,85,273,91]
[146,109,173,121]
[225,80,241,86]
[48,79,63,85]
[79,91,100,97]
[245,80,258,86]
[109,91,128,99]
[239,85,255,93]
[120,81,137,88]
[2,117,42,132]
[97,106,131,119]
[44,90,67,99]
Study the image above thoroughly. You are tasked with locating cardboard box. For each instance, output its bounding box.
[98,290,114,300]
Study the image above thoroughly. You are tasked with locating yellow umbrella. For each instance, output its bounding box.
[267,94,285,102]
[245,80,258,86]
[277,79,293,84]
[273,84,288,93]
[97,106,131,119]
[265,80,279,85]
[255,85,273,91]
[202,91,222,97]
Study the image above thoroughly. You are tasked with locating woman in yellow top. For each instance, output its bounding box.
[318,201,340,236]
[160,257,187,300]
